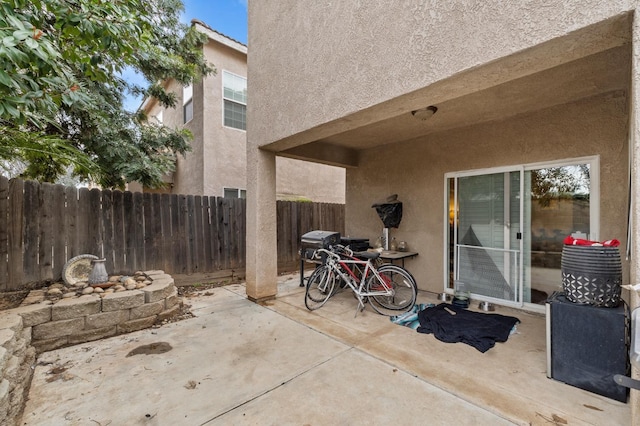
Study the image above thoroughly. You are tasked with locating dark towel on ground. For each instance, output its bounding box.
[417,303,519,353]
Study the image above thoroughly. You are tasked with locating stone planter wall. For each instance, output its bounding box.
[0,271,181,426]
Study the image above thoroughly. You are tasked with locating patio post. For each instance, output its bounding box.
[245,147,278,302]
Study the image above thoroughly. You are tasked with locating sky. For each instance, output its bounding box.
[122,0,248,111]
[183,0,248,44]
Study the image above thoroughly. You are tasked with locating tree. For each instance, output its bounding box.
[0,0,214,188]
[531,165,590,207]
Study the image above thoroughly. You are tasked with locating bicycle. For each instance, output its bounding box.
[304,245,417,317]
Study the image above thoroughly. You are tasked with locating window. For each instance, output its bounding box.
[223,71,246,130]
[183,84,193,124]
[224,187,246,199]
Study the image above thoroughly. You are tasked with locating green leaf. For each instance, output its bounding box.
[24,37,38,49]
[0,70,12,87]
[3,102,20,118]
[12,29,32,41]
[2,36,17,47]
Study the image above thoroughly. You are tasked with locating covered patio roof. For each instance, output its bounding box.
[262,14,631,168]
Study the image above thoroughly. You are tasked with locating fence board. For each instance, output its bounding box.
[160,193,172,273]
[220,198,230,270]
[64,186,78,258]
[187,195,198,273]
[88,188,102,257]
[123,191,135,272]
[102,190,114,274]
[194,196,206,272]
[23,180,39,284]
[209,197,221,270]
[176,195,186,274]
[230,199,239,269]
[38,182,54,281]
[237,198,246,269]
[111,190,125,273]
[76,188,91,255]
[171,194,184,274]
[150,193,163,271]
[7,179,24,290]
[0,177,8,290]
[185,195,195,273]
[132,192,144,271]
[202,197,213,271]
[51,184,66,280]
[143,193,155,271]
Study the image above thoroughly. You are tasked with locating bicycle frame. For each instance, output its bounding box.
[317,248,394,316]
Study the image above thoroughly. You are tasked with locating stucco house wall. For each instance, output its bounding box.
[248,1,632,148]
[200,33,247,196]
[246,0,636,294]
[345,91,629,294]
[140,22,345,202]
[246,1,640,421]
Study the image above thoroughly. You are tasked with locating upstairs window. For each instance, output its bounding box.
[223,71,247,130]
[154,109,163,124]
[183,84,193,124]
[224,187,246,199]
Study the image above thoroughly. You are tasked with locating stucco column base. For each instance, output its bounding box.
[247,295,277,304]
[245,146,278,302]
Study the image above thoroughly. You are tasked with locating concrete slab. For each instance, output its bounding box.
[21,278,513,426]
[271,273,631,425]
[20,272,631,425]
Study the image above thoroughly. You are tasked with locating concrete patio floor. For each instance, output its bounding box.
[21,272,631,425]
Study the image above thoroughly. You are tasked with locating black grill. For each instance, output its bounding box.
[299,230,340,286]
[340,237,369,252]
[300,230,340,260]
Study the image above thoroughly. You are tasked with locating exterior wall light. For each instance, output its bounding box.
[411,105,438,120]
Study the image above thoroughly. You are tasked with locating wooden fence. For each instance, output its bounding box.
[0,177,344,291]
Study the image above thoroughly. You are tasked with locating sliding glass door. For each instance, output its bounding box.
[448,169,523,306]
[446,158,596,310]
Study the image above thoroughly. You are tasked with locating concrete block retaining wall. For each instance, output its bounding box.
[0,271,181,426]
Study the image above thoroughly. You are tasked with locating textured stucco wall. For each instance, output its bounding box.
[202,40,248,196]
[166,30,346,201]
[276,157,345,203]
[248,1,635,148]
[144,79,205,195]
[345,92,629,294]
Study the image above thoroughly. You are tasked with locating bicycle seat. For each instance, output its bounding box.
[352,251,380,260]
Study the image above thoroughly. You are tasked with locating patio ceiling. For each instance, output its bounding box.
[279,43,630,168]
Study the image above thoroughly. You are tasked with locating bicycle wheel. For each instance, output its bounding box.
[305,264,336,310]
[367,264,417,315]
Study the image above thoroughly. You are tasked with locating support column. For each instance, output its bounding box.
[630,10,640,424]
[245,146,278,302]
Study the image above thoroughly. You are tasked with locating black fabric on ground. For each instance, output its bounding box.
[417,303,520,353]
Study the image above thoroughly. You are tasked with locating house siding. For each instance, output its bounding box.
[249,1,633,148]
[346,91,628,294]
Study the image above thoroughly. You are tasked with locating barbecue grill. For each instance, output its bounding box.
[300,230,341,261]
[299,230,370,286]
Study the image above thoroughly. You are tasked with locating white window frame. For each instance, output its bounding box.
[223,187,246,199]
[154,109,163,124]
[183,84,193,124]
[443,155,599,312]
[222,70,247,131]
